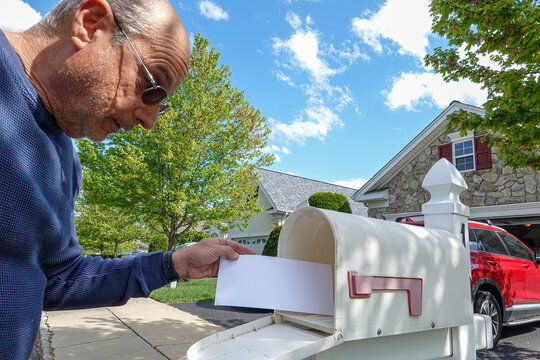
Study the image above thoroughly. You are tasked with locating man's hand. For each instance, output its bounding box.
[172,238,256,279]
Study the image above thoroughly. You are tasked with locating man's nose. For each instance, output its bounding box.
[134,104,160,130]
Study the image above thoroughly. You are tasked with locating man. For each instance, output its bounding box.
[0,0,254,358]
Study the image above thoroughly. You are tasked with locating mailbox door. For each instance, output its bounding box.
[185,315,340,360]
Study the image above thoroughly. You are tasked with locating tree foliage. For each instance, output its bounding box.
[262,225,282,257]
[149,236,168,252]
[75,202,147,257]
[177,230,210,246]
[308,192,352,214]
[77,34,273,251]
[425,0,539,169]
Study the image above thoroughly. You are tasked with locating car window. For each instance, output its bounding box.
[473,228,509,256]
[468,228,479,250]
[497,232,533,261]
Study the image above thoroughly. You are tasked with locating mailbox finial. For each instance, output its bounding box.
[421,158,470,236]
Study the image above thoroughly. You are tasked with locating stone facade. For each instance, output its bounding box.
[369,131,540,219]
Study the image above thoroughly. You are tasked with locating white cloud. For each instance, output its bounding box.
[262,144,292,162]
[198,1,229,21]
[275,71,295,86]
[270,12,366,146]
[273,28,338,84]
[337,42,370,64]
[0,0,41,32]
[351,0,432,60]
[335,86,354,111]
[271,105,343,144]
[285,11,301,29]
[384,71,487,111]
[332,177,368,189]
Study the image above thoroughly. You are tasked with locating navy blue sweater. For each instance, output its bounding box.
[0,32,168,359]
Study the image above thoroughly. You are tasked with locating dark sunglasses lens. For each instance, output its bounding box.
[142,86,168,105]
[158,104,171,115]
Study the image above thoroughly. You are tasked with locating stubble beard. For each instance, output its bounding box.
[54,58,112,142]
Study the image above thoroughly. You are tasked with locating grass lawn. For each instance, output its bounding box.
[150,278,217,303]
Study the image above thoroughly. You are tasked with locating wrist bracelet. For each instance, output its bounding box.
[162,250,180,281]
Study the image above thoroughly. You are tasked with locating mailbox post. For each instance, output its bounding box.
[183,159,492,359]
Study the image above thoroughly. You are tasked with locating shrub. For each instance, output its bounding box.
[149,236,168,252]
[176,230,210,246]
[262,225,282,257]
[308,192,352,214]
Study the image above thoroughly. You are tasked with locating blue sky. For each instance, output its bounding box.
[1,0,487,189]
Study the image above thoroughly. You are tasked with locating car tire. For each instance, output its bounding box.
[474,290,502,346]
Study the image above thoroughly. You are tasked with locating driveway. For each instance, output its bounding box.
[477,322,540,359]
[171,301,540,359]
[169,301,272,329]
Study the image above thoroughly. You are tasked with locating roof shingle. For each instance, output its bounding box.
[256,168,367,216]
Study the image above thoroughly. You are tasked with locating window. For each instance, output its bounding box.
[454,140,474,171]
[438,132,492,172]
[468,228,479,250]
[473,228,509,256]
[498,233,534,261]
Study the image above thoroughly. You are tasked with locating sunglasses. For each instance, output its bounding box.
[114,16,171,115]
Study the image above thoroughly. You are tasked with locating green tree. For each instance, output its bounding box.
[176,230,210,246]
[308,192,352,214]
[77,34,273,251]
[75,202,147,257]
[425,0,539,170]
[149,236,168,252]
[262,225,282,257]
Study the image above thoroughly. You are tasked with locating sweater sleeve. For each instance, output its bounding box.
[42,151,169,310]
[43,251,169,310]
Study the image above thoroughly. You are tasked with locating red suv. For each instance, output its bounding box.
[398,218,540,345]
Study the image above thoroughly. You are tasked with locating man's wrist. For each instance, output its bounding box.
[162,250,180,281]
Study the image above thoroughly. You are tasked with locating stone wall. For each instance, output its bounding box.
[369,132,540,219]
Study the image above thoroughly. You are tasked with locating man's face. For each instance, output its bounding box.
[55,16,190,142]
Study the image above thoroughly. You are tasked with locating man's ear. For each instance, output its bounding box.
[71,0,114,50]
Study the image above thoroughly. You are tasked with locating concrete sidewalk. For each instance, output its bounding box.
[40,298,224,360]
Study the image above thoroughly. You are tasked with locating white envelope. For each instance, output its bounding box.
[215,255,334,316]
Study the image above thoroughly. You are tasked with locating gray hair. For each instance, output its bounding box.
[36,0,155,44]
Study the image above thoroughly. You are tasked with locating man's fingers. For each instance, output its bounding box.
[215,245,240,261]
[221,239,256,255]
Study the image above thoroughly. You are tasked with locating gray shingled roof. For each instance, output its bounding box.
[256,168,367,216]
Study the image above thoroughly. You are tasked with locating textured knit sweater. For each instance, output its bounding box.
[0,31,168,359]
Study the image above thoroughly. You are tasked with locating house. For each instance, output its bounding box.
[205,168,367,254]
[352,101,540,253]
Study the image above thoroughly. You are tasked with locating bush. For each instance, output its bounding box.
[149,236,168,252]
[308,192,352,214]
[262,225,282,257]
[176,230,210,246]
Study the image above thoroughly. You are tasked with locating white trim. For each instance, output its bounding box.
[356,189,389,209]
[470,202,540,220]
[448,130,474,142]
[384,202,540,223]
[353,101,484,200]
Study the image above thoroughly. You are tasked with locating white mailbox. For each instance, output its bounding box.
[183,159,492,359]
